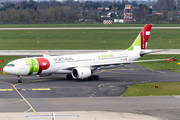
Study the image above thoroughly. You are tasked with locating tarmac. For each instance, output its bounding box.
[0,25,180,119]
[1,64,180,120]
[0,111,160,120]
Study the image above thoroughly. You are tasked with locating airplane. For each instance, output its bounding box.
[3,24,171,83]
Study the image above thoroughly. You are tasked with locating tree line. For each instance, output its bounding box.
[0,1,79,23]
[0,0,178,23]
[0,0,151,23]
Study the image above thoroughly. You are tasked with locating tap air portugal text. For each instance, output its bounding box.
[3,24,170,83]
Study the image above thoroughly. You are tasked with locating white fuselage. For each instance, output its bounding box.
[3,50,141,76]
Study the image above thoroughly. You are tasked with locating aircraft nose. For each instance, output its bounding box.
[3,66,9,74]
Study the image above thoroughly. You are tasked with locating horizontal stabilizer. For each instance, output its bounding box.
[140,49,169,56]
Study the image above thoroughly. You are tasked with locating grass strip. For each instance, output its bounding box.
[0,56,22,68]
[136,54,180,71]
[0,29,180,50]
[123,82,180,96]
[0,24,180,28]
[0,56,22,75]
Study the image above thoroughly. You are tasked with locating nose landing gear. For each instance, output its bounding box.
[17,76,23,83]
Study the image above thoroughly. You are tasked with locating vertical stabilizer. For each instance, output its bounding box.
[127,24,152,51]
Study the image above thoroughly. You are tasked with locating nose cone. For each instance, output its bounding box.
[3,61,17,75]
[3,66,7,73]
[3,59,29,76]
[3,65,13,74]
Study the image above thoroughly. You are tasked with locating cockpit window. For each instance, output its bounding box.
[6,64,15,67]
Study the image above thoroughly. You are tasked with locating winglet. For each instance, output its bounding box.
[166,56,177,61]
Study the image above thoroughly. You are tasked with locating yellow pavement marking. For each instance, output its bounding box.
[0,89,13,91]
[15,78,51,86]
[0,78,54,117]
[31,88,51,91]
[95,70,104,74]
[12,84,38,115]
[103,70,122,73]
[0,81,38,115]
[0,88,52,91]
[0,99,24,105]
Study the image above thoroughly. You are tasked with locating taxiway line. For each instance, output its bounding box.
[0,89,13,91]
[31,88,51,91]
[0,88,51,91]
[0,99,24,105]
[12,84,38,115]
[0,81,38,115]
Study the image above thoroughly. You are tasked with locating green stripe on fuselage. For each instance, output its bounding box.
[24,58,39,75]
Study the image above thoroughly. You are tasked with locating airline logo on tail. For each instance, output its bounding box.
[128,24,152,51]
[141,25,152,49]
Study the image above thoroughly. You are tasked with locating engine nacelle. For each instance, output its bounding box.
[72,68,91,79]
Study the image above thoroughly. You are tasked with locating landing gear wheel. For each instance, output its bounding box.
[18,79,22,83]
[17,76,23,83]
[88,76,92,80]
[66,74,73,79]
[88,75,99,80]
[95,75,99,80]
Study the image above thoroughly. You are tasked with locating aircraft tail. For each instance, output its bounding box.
[127,24,152,51]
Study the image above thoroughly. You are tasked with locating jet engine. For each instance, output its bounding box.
[72,68,91,79]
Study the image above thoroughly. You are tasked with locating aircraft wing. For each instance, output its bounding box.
[60,57,174,71]
[90,57,175,68]
[61,66,78,70]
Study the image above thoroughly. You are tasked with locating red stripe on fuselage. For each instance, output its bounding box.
[36,58,50,75]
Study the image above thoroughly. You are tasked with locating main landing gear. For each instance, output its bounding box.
[88,75,99,80]
[66,74,73,79]
[17,76,23,83]
[66,74,99,80]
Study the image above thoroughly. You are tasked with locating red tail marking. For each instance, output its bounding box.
[141,24,152,49]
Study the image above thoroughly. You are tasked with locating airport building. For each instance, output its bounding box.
[124,5,133,22]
